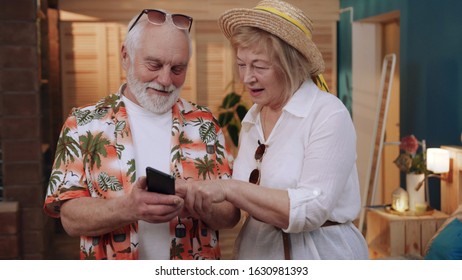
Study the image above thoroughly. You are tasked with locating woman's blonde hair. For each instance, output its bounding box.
[230,26,312,99]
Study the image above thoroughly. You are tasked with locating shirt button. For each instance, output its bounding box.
[313,190,320,196]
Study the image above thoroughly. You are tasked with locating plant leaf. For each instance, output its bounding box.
[228,124,239,147]
[236,104,248,122]
[218,112,234,127]
[220,92,241,109]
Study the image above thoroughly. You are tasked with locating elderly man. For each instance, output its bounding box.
[44,9,240,260]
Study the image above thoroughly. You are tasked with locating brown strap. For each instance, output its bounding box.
[321,220,341,227]
[281,220,340,260]
[282,231,291,260]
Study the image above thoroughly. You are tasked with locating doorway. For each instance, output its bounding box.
[352,11,401,209]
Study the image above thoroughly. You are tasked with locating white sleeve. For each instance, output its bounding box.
[285,107,358,233]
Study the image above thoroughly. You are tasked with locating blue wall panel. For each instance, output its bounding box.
[339,0,462,209]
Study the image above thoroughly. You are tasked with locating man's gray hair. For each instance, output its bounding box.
[123,12,193,62]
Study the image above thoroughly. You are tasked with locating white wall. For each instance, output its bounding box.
[352,22,382,207]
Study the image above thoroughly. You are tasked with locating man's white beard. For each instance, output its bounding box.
[126,67,180,114]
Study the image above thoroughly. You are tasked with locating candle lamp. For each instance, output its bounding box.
[391,187,409,212]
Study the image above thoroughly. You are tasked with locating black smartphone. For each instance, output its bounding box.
[146,166,175,195]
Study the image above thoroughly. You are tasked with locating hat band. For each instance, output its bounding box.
[255,6,312,39]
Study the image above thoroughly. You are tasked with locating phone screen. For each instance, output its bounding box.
[146,167,175,195]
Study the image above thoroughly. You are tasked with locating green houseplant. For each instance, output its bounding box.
[217,86,248,150]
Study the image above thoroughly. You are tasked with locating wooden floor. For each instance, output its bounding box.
[50,218,245,260]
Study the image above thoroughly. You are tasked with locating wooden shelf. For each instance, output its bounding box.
[366,208,448,258]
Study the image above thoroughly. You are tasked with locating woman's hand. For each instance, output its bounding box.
[175,179,192,218]
[176,179,227,219]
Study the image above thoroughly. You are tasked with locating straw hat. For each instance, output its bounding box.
[218,0,325,76]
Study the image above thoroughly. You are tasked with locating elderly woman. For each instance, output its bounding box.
[177,0,368,260]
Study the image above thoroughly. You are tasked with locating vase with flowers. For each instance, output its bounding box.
[393,135,427,212]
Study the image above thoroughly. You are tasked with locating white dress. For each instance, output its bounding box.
[232,79,369,259]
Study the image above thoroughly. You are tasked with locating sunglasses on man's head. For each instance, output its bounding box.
[129,9,193,33]
[249,140,267,185]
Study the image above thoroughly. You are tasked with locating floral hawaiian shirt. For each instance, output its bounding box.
[44,85,232,260]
